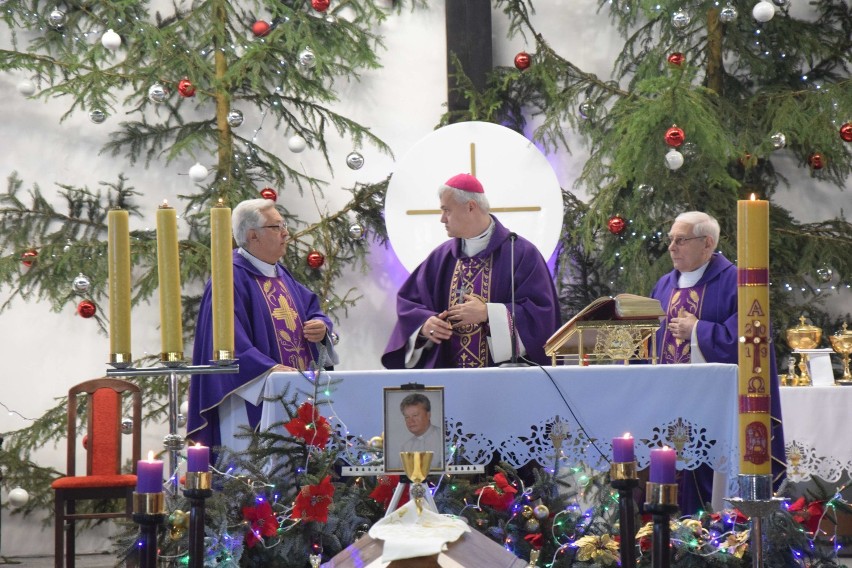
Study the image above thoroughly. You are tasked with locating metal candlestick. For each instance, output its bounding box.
[644,481,678,568]
[726,474,784,568]
[610,461,639,568]
[183,471,213,568]
[132,492,166,568]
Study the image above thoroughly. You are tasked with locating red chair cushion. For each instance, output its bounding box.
[51,474,137,490]
[91,388,120,476]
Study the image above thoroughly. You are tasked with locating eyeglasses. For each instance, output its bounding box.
[259,223,288,232]
[664,235,704,247]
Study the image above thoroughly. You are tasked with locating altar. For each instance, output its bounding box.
[230,363,740,500]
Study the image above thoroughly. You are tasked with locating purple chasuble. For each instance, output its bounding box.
[658,284,710,364]
[448,256,493,367]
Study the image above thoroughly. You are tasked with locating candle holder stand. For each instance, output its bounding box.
[644,482,678,568]
[132,492,166,568]
[183,471,213,568]
[726,474,784,568]
[107,362,238,492]
[610,462,639,568]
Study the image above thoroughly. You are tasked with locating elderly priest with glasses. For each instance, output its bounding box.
[188,198,338,453]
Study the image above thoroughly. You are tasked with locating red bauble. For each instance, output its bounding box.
[667,52,685,66]
[808,152,825,170]
[665,125,685,147]
[307,250,325,269]
[840,122,852,143]
[21,249,38,267]
[607,215,626,235]
[514,52,531,71]
[77,300,97,319]
[177,78,196,97]
[252,20,271,37]
[82,434,88,450]
[311,0,330,12]
[260,187,278,201]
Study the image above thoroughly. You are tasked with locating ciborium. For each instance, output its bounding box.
[829,322,852,385]
[400,451,433,514]
[786,316,822,386]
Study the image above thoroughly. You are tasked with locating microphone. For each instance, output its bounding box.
[500,232,528,367]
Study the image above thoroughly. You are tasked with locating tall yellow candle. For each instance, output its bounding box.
[156,201,183,361]
[210,201,234,360]
[107,208,132,365]
[736,195,772,476]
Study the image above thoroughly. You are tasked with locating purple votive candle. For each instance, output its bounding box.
[136,451,164,493]
[649,447,677,484]
[187,443,210,473]
[612,433,634,463]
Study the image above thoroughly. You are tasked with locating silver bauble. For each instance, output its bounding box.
[89,110,106,124]
[226,109,244,127]
[148,83,167,103]
[524,518,540,532]
[298,47,317,69]
[348,223,365,240]
[533,504,550,519]
[719,4,739,23]
[816,266,834,283]
[772,0,789,6]
[177,413,187,428]
[120,417,133,435]
[671,10,691,29]
[346,151,365,170]
[578,100,596,120]
[8,487,29,508]
[680,141,698,158]
[72,273,91,293]
[48,9,66,29]
[770,132,787,149]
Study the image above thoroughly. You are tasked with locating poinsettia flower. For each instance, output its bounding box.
[284,402,332,449]
[572,534,620,565]
[292,475,335,523]
[475,473,518,511]
[788,496,825,534]
[524,532,544,550]
[719,529,750,558]
[710,508,749,525]
[242,499,279,548]
[369,475,408,509]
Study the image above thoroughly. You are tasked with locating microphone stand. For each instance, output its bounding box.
[500,232,528,368]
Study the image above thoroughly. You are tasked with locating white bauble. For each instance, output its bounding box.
[288,135,307,153]
[752,1,775,22]
[8,487,29,508]
[188,163,208,182]
[665,149,684,170]
[17,80,36,96]
[101,29,122,50]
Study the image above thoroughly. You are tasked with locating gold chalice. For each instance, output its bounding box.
[786,316,822,386]
[400,451,433,514]
[829,322,852,385]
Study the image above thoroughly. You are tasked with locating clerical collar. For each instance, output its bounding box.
[461,218,495,257]
[237,247,277,277]
[677,260,710,288]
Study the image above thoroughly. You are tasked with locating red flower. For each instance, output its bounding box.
[285,402,332,449]
[475,473,518,511]
[710,508,749,525]
[242,500,279,548]
[369,475,408,509]
[788,497,825,534]
[292,475,335,523]
[525,532,544,550]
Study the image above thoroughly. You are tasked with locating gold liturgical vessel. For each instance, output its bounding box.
[830,323,852,385]
[400,451,433,514]
[786,316,822,386]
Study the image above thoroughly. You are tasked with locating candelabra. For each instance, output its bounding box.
[644,481,678,568]
[132,492,166,568]
[726,474,784,568]
[183,470,213,568]
[610,461,639,568]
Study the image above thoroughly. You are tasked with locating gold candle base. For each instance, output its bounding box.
[184,471,212,491]
[610,461,637,480]
[645,482,678,506]
[133,492,165,515]
[109,352,133,369]
[160,351,186,367]
[212,350,236,365]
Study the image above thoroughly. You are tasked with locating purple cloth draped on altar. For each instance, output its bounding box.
[187,250,333,449]
[651,252,785,513]
[381,216,560,368]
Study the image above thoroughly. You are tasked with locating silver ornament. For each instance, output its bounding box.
[636,183,654,195]
[816,266,833,283]
[346,151,365,170]
[671,10,691,29]
[719,4,738,23]
[348,223,365,240]
[680,141,698,158]
[533,504,550,519]
[772,0,789,6]
[524,518,540,532]
[578,100,596,120]
[148,83,167,103]
[48,9,66,29]
[120,417,133,435]
[72,273,91,293]
[227,109,244,127]
[770,132,787,149]
[298,47,317,69]
[177,413,187,428]
[89,110,106,124]
[17,80,36,96]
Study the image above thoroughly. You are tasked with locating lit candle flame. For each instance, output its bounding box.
[147,450,154,461]
[750,193,756,201]
[622,432,632,438]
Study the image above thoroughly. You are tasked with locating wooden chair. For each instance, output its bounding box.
[51,377,142,568]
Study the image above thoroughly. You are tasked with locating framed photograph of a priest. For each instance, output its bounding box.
[383,387,445,474]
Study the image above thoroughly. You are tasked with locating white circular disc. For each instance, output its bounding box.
[384,121,564,273]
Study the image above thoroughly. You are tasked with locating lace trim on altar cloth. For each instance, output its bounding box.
[785,441,852,483]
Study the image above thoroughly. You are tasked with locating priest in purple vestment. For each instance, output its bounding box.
[650,211,785,514]
[382,173,560,369]
[188,199,338,451]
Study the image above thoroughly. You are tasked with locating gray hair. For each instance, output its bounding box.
[675,211,720,247]
[232,199,277,248]
[400,393,431,413]
[438,185,491,213]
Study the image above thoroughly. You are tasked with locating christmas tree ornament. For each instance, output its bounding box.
[671,10,690,29]
[77,300,97,318]
[533,504,549,519]
[681,141,698,158]
[121,417,133,435]
[260,187,278,201]
[522,505,534,518]
[771,132,787,149]
[72,273,91,293]
[8,487,29,508]
[607,215,626,235]
[719,3,739,23]
[348,223,365,240]
[252,20,271,37]
[177,413,186,427]
[307,250,325,269]
[101,29,121,50]
[169,510,189,540]
[226,109,244,127]
[816,266,834,283]
[312,0,330,12]
[148,83,168,103]
[21,249,38,267]
[524,518,540,532]
[325,14,337,24]
[17,80,36,96]
[839,122,852,142]
[177,77,196,97]
[288,134,307,153]
[514,51,531,70]
[772,0,789,6]
[665,148,685,170]
[578,100,596,120]
[346,151,365,170]
[47,9,66,29]
[752,1,775,22]
[667,52,685,66]
[808,152,825,169]
[298,47,317,69]
[89,109,106,124]
[665,125,685,147]
[82,434,88,450]
[188,162,208,182]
